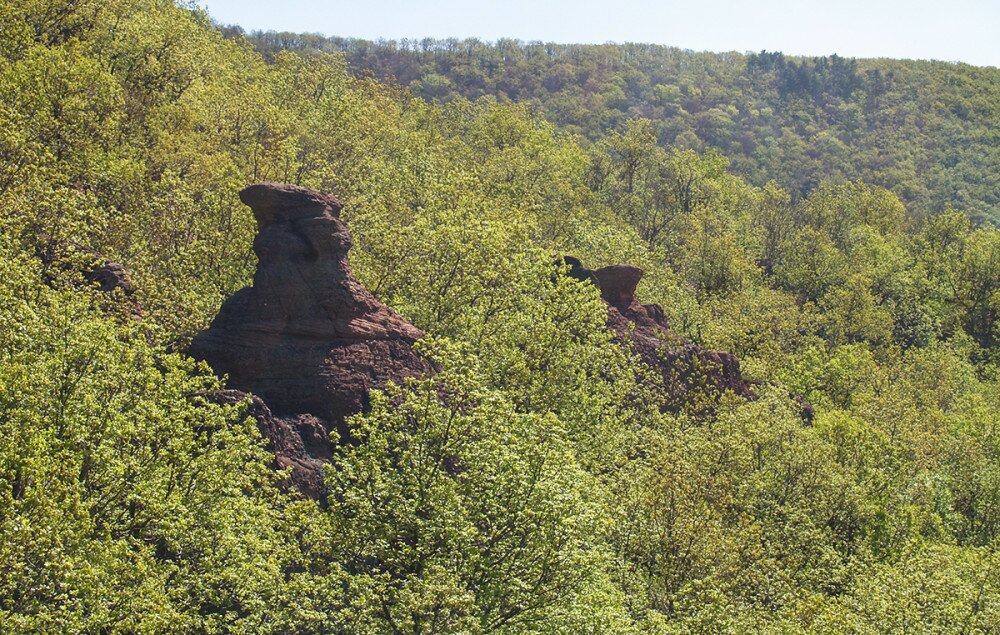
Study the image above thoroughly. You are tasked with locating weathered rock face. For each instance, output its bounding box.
[566,257,754,411]
[197,389,332,500]
[191,183,431,494]
[86,260,135,295]
[36,240,138,307]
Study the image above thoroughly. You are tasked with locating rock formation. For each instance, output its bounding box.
[196,389,332,499]
[191,183,430,496]
[565,256,753,412]
[36,239,137,302]
[189,182,773,496]
[86,260,135,296]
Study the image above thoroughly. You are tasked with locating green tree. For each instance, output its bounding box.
[322,341,632,634]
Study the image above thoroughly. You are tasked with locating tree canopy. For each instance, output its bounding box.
[5,1,1000,632]
[248,34,1000,224]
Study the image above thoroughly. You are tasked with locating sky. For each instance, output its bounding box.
[197,0,1000,67]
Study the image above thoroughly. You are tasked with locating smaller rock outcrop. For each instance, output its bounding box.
[564,256,753,412]
[35,240,137,300]
[86,260,135,296]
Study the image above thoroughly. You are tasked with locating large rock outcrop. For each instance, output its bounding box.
[565,256,753,412]
[191,183,430,495]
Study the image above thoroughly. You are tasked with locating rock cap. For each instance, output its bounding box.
[240,182,343,226]
[593,264,644,308]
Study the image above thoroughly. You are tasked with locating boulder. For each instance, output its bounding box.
[86,260,135,295]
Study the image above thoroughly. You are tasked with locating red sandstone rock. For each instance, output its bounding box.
[593,264,644,308]
[567,257,754,412]
[86,260,135,295]
[196,389,330,499]
[191,183,431,496]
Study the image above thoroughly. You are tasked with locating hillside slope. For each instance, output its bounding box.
[7,2,1000,631]
[243,33,1000,222]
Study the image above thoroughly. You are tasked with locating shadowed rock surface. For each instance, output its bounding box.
[196,389,332,499]
[86,260,135,295]
[191,183,431,496]
[36,240,139,309]
[565,256,753,411]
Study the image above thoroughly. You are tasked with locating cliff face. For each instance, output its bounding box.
[190,183,431,497]
[565,257,754,412]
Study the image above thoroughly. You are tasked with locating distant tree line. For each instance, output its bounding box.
[238,31,1000,223]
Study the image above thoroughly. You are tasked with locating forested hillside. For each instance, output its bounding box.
[6,1,1000,632]
[243,33,1000,223]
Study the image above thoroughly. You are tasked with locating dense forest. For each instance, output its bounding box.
[6,0,1000,632]
[240,31,1000,223]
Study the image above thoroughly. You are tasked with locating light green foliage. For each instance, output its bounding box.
[610,388,864,628]
[589,119,737,256]
[8,1,1000,631]
[322,342,633,633]
[800,181,908,249]
[283,37,1000,223]
[819,275,894,346]
[813,545,1000,632]
[778,227,849,301]
[0,248,317,633]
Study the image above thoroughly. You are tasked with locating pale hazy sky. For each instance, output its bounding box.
[198,0,1000,67]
